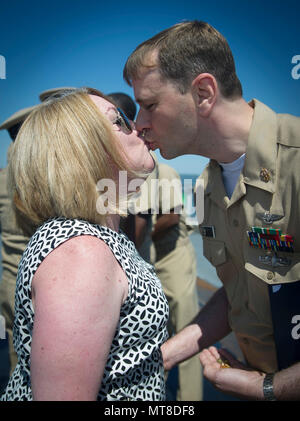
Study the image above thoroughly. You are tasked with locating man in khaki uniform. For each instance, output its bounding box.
[0,106,37,375]
[199,99,300,375]
[133,162,202,401]
[124,20,300,400]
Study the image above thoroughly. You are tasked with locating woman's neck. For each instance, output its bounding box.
[105,214,121,232]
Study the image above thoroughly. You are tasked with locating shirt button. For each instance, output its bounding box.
[267,271,275,280]
[232,219,239,227]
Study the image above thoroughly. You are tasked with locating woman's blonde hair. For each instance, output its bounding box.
[8,87,138,229]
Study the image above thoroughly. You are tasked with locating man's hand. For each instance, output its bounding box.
[199,346,265,400]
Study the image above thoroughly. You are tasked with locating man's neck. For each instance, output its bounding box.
[200,97,254,163]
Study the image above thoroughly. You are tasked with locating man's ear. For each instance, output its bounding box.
[191,73,217,117]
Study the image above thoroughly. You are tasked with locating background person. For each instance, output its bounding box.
[123,20,300,400]
[1,88,169,401]
[0,106,38,384]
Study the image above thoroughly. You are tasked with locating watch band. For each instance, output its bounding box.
[263,373,276,401]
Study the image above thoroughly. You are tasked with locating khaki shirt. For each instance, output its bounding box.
[130,163,190,263]
[129,164,159,263]
[153,163,190,262]
[0,167,30,283]
[198,99,300,372]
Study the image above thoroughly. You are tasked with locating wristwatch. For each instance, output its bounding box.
[263,373,276,401]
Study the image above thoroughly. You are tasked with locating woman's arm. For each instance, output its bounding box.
[30,235,128,401]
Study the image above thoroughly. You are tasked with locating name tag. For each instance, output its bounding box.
[0,315,5,340]
[199,226,215,238]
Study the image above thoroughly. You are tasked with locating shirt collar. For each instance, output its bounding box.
[242,99,278,194]
[204,99,278,208]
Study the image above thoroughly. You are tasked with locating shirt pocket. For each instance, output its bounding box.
[203,238,227,267]
[245,245,300,285]
[202,238,241,304]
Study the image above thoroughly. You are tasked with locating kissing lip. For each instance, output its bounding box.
[149,143,158,151]
[138,131,158,151]
[148,141,159,151]
[143,139,157,151]
[139,135,156,150]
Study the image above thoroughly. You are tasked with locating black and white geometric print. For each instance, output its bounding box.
[0,217,169,401]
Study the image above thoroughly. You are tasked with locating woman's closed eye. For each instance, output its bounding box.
[114,114,124,128]
[112,108,132,134]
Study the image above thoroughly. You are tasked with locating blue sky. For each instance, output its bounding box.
[0,0,299,175]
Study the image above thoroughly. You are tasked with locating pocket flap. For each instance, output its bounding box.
[245,246,300,285]
[203,238,227,266]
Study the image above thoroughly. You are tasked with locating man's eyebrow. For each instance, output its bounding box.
[135,96,155,106]
[135,96,148,105]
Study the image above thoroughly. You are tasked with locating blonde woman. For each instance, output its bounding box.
[0,88,169,401]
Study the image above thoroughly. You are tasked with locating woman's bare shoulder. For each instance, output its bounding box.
[32,233,128,305]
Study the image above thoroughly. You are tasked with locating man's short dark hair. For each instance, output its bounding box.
[124,20,242,99]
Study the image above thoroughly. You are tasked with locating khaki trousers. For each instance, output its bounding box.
[0,276,18,375]
[154,239,203,401]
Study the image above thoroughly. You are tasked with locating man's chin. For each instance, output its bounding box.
[160,149,179,160]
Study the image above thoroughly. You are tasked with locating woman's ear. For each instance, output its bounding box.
[191,73,218,117]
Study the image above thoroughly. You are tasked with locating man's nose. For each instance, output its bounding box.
[135,109,150,132]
